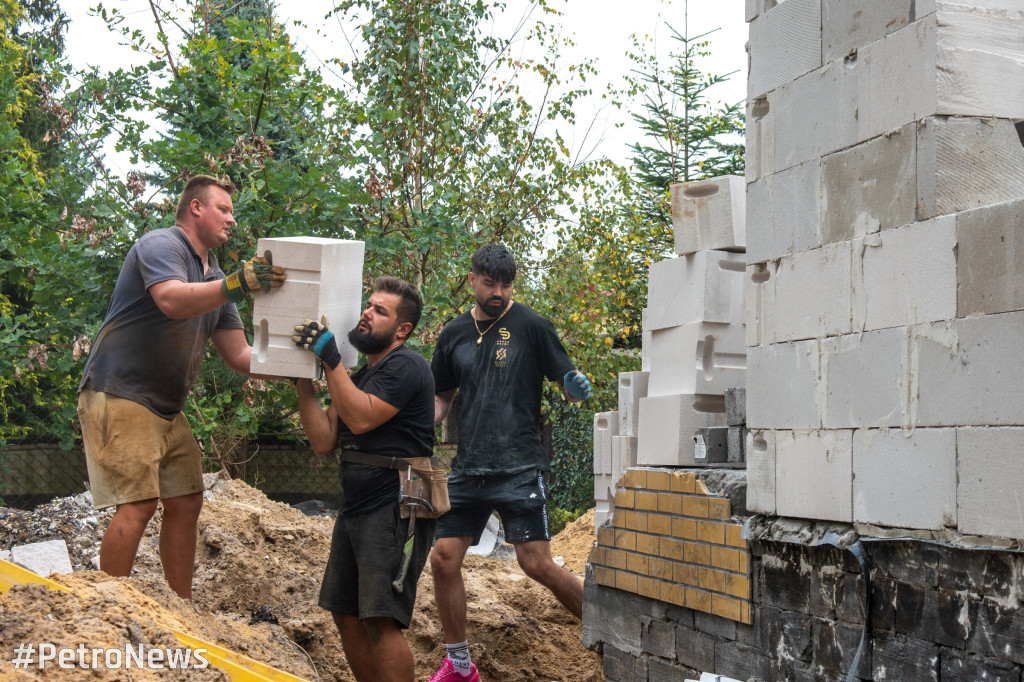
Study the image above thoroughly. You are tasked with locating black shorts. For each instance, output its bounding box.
[435,469,550,545]
[318,501,435,628]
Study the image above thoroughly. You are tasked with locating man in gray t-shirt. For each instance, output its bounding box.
[77,174,285,600]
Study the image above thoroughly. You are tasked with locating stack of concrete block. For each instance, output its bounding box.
[250,237,365,378]
[744,1,1024,538]
[593,372,648,529]
[636,175,747,467]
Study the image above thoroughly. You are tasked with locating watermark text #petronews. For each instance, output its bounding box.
[11,642,209,670]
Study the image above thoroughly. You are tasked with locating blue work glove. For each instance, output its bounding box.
[563,370,591,401]
[292,315,342,371]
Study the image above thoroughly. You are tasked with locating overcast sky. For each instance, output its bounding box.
[63,0,748,172]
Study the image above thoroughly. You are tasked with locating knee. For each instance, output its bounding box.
[162,492,204,518]
[116,499,159,527]
[517,554,556,583]
[429,542,464,577]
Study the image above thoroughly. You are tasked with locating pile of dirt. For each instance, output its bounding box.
[1,477,601,681]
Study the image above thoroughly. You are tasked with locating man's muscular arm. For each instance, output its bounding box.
[434,388,456,426]
[149,279,228,319]
[295,379,339,454]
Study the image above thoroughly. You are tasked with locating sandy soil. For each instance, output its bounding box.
[0,476,600,681]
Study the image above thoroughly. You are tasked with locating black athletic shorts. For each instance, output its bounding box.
[435,469,550,545]
[318,501,435,627]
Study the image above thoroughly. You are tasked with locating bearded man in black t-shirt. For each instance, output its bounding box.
[292,276,435,682]
[427,244,592,682]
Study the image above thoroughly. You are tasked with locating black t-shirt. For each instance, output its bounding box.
[337,345,435,516]
[78,228,243,419]
[431,303,575,475]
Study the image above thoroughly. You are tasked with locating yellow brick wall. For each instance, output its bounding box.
[590,468,752,624]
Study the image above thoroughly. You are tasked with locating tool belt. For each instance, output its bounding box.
[341,450,450,519]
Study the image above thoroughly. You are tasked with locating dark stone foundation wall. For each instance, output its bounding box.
[584,535,1024,681]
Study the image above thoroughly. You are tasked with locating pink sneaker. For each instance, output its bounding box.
[428,658,479,682]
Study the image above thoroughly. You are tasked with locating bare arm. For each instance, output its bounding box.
[322,362,400,435]
[434,388,456,426]
[295,379,339,454]
[149,279,229,319]
[210,328,284,380]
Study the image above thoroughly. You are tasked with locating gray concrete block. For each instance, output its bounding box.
[773,241,853,342]
[582,576,644,655]
[745,93,776,183]
[823,327,906,429]
[774,58,860,172]
[853,428,957,530]
[693,426,729,466]
[748,0,822,99]
[776,429,854,522]
[612,435,638,476]
[747,340,821,430]
[646,251,746,330]
[821,122,917,245]
[746,428,776,514]
[956,197,1024,317]
[822,0,914,62]
[618,371,650,436]
[671,175,746,255]
[636,394,726,467]
[917,115,1024,221]
[915,313,1024,426]
[647,322,746,398]
[746,160,821,263]
[593,411,618,475]
[11,539,73,577]
[252,237,365,378]
[725,387,747,426]
[957,427,1024,540]
[855,215,957,332]
[745,262,776,348]
[728,425,746,466]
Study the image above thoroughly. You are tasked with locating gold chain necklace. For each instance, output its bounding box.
[473,301,512,345]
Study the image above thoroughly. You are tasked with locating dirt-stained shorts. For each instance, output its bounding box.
[77,389,204,509]
[318,502,435,628]
[435,469,551,545]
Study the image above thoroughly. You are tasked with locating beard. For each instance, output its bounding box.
[477,294,508,318]
[347,321,395,355]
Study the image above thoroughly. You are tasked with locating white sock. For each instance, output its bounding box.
[446,641,472,676]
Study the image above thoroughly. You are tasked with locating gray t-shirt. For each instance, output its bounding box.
[79,227,243,419]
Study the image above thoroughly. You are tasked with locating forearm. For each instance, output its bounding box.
[150,279,228,319]
[434,392,454,425]
[322,364,379,434]
[295,380,337,454]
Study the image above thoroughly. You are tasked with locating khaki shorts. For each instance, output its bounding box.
[77,390,204,509]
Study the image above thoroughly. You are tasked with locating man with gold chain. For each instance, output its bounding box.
[428,243,591,682]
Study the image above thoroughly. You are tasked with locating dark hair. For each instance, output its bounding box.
[373,276,422,335]
[470,243,517,284]
[175,174,236,221]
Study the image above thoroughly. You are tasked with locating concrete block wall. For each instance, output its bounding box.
[589,469,752,625]
[745,0,1024,538]
[251,237,364,378]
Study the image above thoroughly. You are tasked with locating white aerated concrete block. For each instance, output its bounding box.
[671,176,746,255]
[11,539,73,577]
[856,215,957,332]
[853,428,956,530]
[775,429,853,522]
[747,340,820,430]
[612,435,638,475]
[748,0,822,99]
[957,427,1024,539]
[745,429,776,514]
[821,123,917,245]
[746,160,821,263]
[636,394,726,467]
[917,116,1024,221]
[915,312,1024,427]
[744,262,776,348]
[822,0,914,63]
[594,473,615,505]
[956,197,1024,317]
[823,328,906,429]
[773,58,860,172]
[773,241,852,342]
[646,252,746,331]
[745,93,776,183]
[617,372,649,436]
[251,237,364,378]
[646,323,746,398]
[594,498,613,530]
[593,412,618,476]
